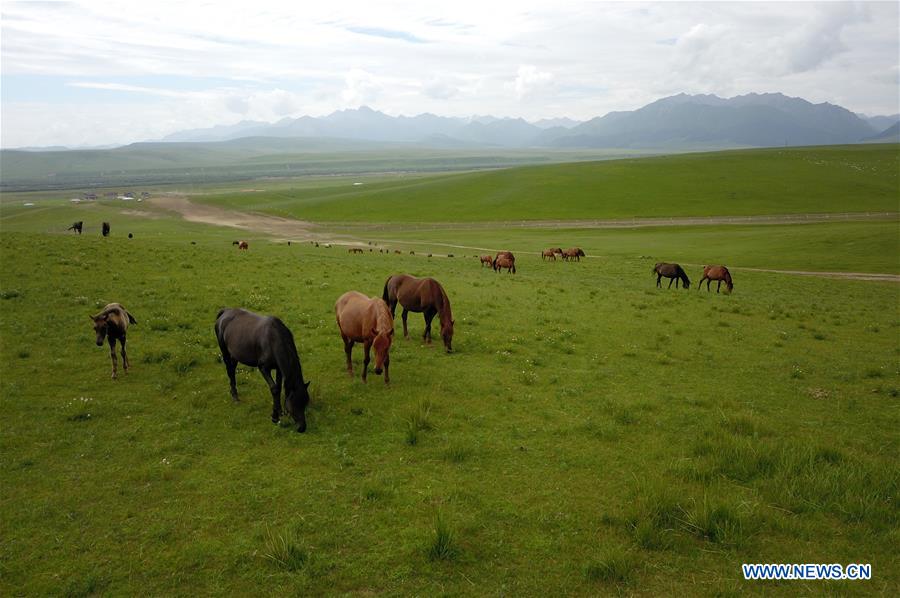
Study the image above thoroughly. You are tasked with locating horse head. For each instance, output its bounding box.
[90,314,109,345]
[441,319,454,353]
[371,327,394,375]
[285,381,311,433]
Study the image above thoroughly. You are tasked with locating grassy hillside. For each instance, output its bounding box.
[193,144,900,222]
[2,227,898,596]
[368,221,900,274]
[0,140,647,191]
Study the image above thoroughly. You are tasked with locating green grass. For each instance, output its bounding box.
[191,144,900,222]
[1,147,899,595]
[368,220,900,274]
[1,225,897,595]
[0,141,649,191]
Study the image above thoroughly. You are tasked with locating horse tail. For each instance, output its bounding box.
[512,264,517,274]
[382,275,393,304]
[126,311,137,325]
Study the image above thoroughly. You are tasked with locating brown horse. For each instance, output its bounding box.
[541,249,557,261]
[480,254,494,267]
[232,240,249,250]
[335,291,394,383]
[493,251,515,272]
[653,262,690,289]
[698,265,734,294]
[90,303,136,379]
[495,256,516,273]
[383,274,454,352]
[215,308,311,432]
[349,247,364,254]
[562,247,586,261]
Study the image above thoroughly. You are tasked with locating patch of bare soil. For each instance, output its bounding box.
[147,194,357,244]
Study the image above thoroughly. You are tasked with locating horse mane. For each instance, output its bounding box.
[434,281,452,323]
[724,268,734,290]
[270,318,303,391]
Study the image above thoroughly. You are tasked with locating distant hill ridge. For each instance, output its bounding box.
[157,92,896,149]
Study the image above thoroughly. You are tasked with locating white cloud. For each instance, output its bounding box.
[512,65,554,99]
[1,1,897,146]
[340,69,383,106]
[423,77,459,100]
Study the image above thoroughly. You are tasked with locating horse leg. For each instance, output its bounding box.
[362,341,371,383]
[423,309,436,344]
[120,335,129,372]
[667,277,674,289]
[402,309,409,339]
[389,299,397,318]
[707,279,711,292]
[383,354,390,385]
[259,366,282,423]
[108,337,118,379]
[697,276,705,291]
[717,281,721,294]
[656,274,661,288]
[343,336,354,377]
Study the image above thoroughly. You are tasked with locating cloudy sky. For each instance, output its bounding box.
[1,0,897,148]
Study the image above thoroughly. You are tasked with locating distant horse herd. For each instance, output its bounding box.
[76,221,733,433]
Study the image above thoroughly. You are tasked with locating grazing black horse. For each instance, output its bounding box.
[215,308,311,432]
[102,222,110,237]
[68,221,83,234]
[653,262,690,289]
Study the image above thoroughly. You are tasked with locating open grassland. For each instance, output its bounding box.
[0,143,648,192]
[365,221,900,274]
[191,144,900,222]
[1,219,898,595]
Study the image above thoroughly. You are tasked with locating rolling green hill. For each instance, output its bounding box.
[194,144,900,222]
[0,138,647,192]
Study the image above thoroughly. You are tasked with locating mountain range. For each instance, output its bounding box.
[158,93,898,150]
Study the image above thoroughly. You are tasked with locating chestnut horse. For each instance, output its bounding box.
[90,303,136,379]
[383,274,454,352]
[698,265,734,294]
[541,249,557,261]
[335,291,394,383]
[562,247,585,261]
[215,308,311,432]
[653,262,690,289]
[495,256,516,273]
[493,251,515,272]
[232,240,249,250]
[480,255,494,268]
